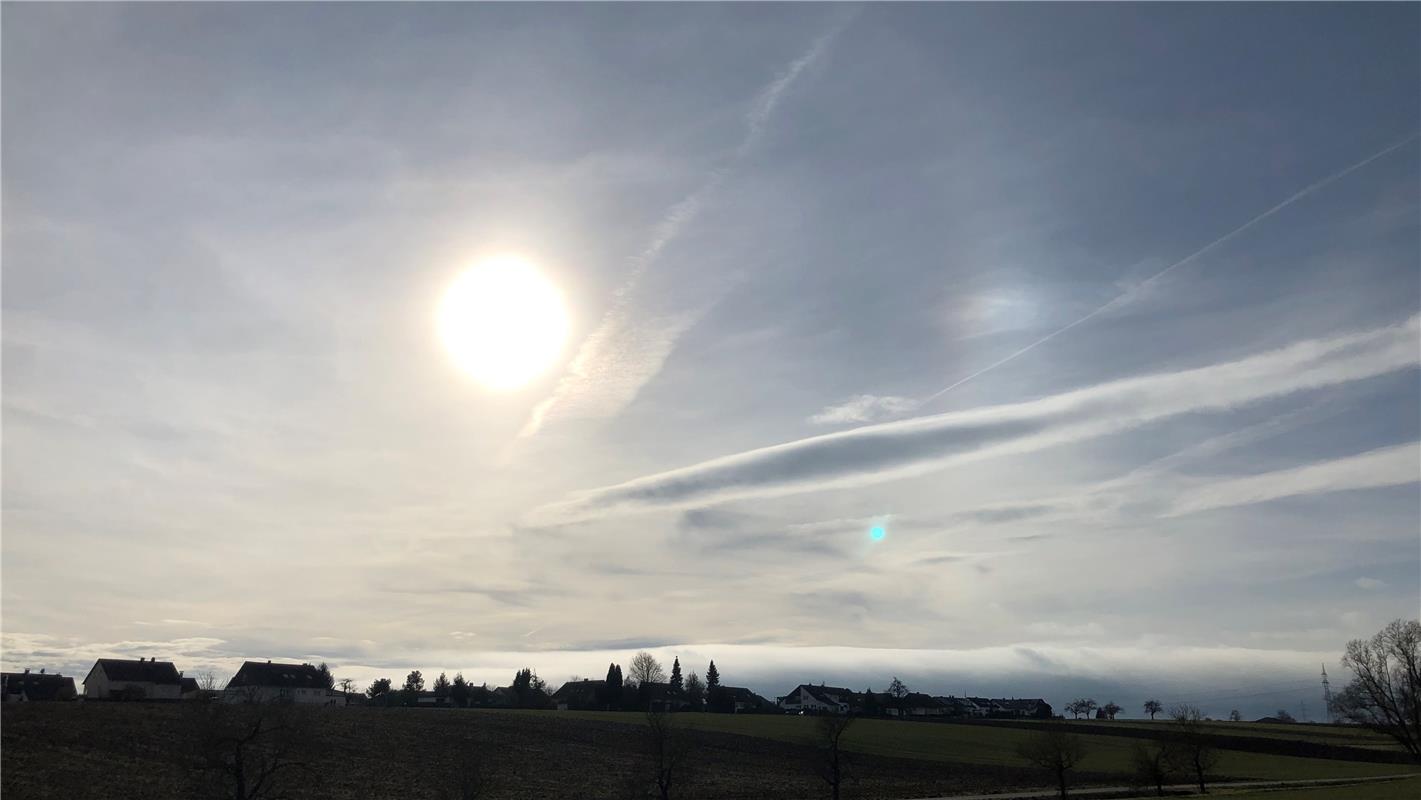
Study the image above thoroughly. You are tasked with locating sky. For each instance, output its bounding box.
[3,3,1418,720]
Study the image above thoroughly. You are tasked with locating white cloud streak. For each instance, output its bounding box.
[808,394,921,425]
[533,315,1420,522]
[520,20,849,438]
[1165,442,1420,517]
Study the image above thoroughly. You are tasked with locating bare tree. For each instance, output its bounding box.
[337,678,356,703]
[814,713,855,800]
[1016,729,1086,799]
[1334,618,1421,762]
[1066,698,1097,720]
[1165,704,1220,794]
[1228,709,1241,722]
[1143,699,1162,720]
[643,710,692,800]
[628,652,666,687]
[887,677,908,698]
[198,672,220,691]
[1101,701,1122,720]
[182,700,314,800]
[1129,741,1175,797]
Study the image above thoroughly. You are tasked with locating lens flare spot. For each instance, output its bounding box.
[870,525,887,542]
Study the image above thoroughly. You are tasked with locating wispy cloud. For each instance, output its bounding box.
[917,133,1420,409]
[519,19,850,438]
[1165,442,1420,517]
[533,315,1419,522]
[809,394,920,425]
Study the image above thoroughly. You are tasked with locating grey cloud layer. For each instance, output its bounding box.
[535,315,1420,521]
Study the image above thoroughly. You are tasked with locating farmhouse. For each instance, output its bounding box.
[83,657,184,701]
[2,670,77,702]
[881,692,947,717]
[719,686,775,713]
[778,684,860,714]
[224,660,338,705]
[552,679,606,711]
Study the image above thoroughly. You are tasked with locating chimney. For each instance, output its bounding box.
[39,668,45,674]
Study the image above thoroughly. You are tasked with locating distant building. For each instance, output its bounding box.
[993,698,1053,719]
[778,684,860,714]
[935,696,990,717]
[720,686,775,713]
[2,670,77,702]
[224,661,338,705]
[83,657,184,701]
[552,679,606,711]
[880,692,946,717]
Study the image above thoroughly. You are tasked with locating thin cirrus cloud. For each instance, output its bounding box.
[1164,442,1420,518]
[519,17,851,439]
[532,314,1420,523]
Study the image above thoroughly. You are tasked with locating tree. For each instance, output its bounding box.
[403,670,425,692]
[1067,698,1098,720]
[629,652,666,687]
[1166,704,1221,794]
[684,672,704,712]
[315,662,334,690]
[704,660,724,713]
[450,673,470,707]
[434,672,452,696]
[600,663,623,709]
[1101,701,1123,720]
[814,713,855,800]
[862,688,880,717]
[1334,618,1421,762]
[1143,699,1163,720]
[1016,729,1086,799]
[366,677,392,698]
[1229,709,1241,722]
[182,699,314,799]
[1274,709,1296,723]
[1129,741,1176,797]
[643,711,693,800]
[888,677,908,698]
[669,658,683,693]
[336,678,356,704]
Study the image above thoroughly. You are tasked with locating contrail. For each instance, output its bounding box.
[518,17,851,439]
[920,133,1419,408]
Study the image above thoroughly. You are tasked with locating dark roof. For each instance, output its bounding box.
[227,661,329,689]
[722,686,772,705]
[786,684,858,704]
[996,698,1049,710]
[179,677,200,693]
[552,679,605,701]
[89,658,182,685]
[2,672,76,700]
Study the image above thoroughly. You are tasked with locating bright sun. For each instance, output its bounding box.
[438,256,569,390]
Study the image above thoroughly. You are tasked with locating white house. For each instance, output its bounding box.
[778,684,858,714]
[83,657,184,701]
[224,660,339,705]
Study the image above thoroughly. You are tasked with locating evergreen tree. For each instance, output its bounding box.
[706,660,720,688]
[365,677,392,698]
[669,657,683,693]
[451,672,470,707]
[685,672,705,711]
[706,660,723,713]
[433,672,451,696]
[316,662,335,689]
[403,670,425,692]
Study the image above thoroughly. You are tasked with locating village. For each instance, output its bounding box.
[0,655,1054,721]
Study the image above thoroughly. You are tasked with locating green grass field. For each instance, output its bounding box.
[1220,776,1421,799]
[1097,719,1406,751]
[512,711,1419,782]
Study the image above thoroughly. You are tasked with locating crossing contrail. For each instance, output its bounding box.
[920,132,1419,408]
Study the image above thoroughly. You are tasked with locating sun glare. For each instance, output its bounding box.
[438,256,569,390]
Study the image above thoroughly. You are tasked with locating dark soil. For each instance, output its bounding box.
[2,703,1080,800]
